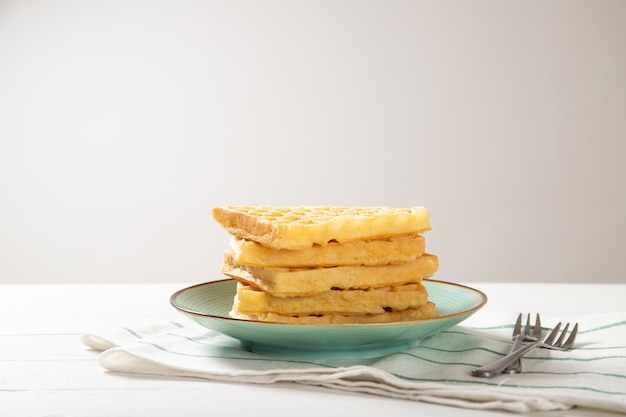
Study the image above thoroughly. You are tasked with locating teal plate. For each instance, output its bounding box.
[170,279,487,359]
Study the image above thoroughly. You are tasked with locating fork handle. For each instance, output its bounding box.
[503,334,523,374]
[471,342,543,378]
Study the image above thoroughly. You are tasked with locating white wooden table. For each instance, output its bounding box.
[2,281,624,417]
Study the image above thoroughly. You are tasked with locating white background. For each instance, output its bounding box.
[1,0,625,284]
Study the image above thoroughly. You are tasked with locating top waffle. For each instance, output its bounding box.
[211,205,431,250]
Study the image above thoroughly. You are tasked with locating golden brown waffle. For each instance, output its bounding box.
[221,250,439,297]
[229,234,425,267]
[230,301,439,324]
[212,205,430,250]
[233,281,430,316]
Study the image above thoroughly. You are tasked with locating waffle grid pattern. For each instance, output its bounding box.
[220,205,423,225]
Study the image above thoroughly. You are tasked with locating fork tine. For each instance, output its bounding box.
[532,314,542,339]
[543,322,562,344]
[562,323,579,349]
[524,314,532,337]
[513,314,522,338]
[555,323,570,346]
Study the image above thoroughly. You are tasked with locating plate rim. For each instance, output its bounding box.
[170,278,488,328]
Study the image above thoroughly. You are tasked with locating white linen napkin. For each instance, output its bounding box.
[81,312,626,414]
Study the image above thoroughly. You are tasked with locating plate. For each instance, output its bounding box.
[170,279,487,358]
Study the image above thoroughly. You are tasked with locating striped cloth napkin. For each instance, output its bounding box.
[81,312,626,414]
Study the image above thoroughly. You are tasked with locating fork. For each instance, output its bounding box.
[503,313,542,374]
[471,320,578,378]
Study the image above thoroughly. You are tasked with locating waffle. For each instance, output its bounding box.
[213,204,440,324]
[233,281,430,316]
[229,234,425,267]
[221,250,439,297]
[212,205,430,250]
[230,302,439,324]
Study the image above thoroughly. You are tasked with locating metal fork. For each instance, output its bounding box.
[503,313,542,374]
[471,320,578,378]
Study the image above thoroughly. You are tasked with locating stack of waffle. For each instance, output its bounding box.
[212,205,439,324]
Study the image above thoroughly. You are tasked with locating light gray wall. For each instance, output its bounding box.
[1,0,625,284]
